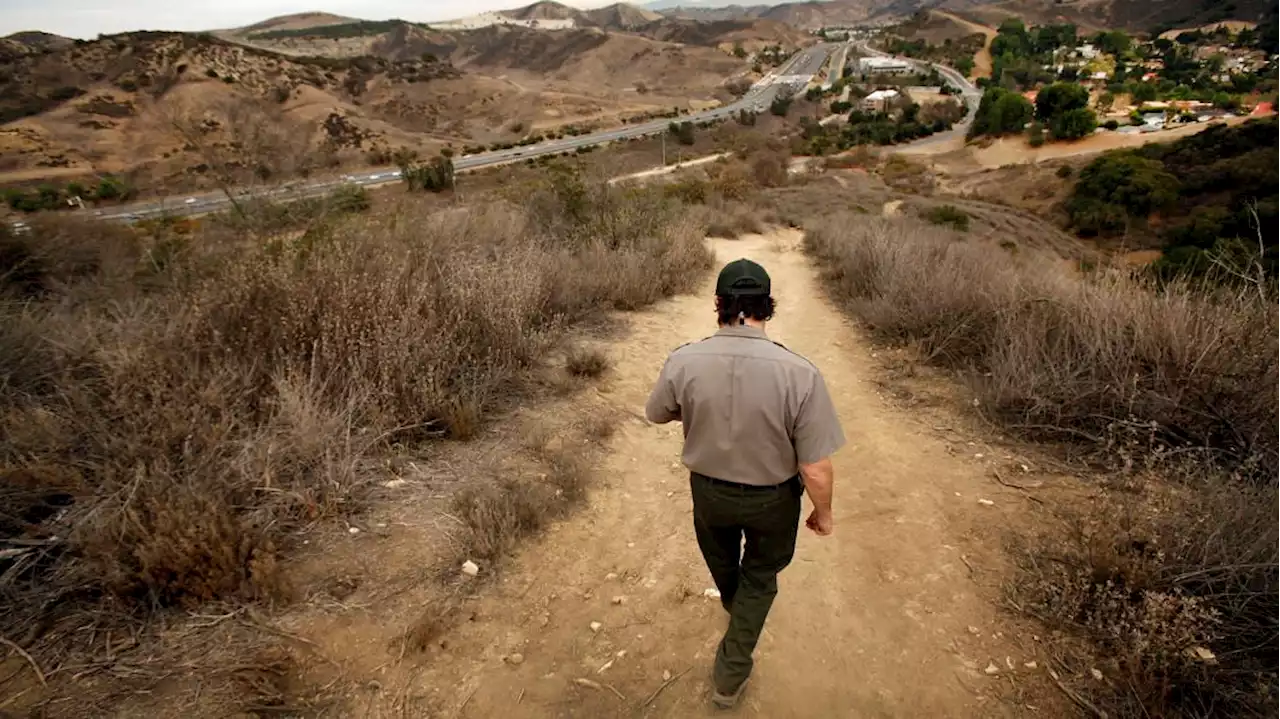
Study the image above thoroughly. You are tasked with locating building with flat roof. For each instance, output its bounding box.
[860,89,901,112]
[858,57,913,75]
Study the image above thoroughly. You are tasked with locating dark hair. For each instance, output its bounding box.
[716,294,776,326]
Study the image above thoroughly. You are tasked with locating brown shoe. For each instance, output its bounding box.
[711,676,749,709]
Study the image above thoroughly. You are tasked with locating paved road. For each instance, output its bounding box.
[72,44,839,224]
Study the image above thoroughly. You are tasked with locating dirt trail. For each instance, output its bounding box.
[374,231,1032,717]
[932,10,995,79]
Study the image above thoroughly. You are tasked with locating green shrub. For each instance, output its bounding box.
[922,204,970,231]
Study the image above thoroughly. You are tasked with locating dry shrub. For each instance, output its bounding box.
[805,213,1278,715]
[703,199,765,238]
[1013,478,1277,717]
[804,214,1278,474]
[1,172,712,650]
[565,346,611,378]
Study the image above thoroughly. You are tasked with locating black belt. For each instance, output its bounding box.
[692,472,802,492]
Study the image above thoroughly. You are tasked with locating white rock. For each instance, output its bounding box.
[984,662,1000,675]
[967,626,981,635]
[662,669,672,681]
[604,572,619,581]
[1090,668,1104,681]
[974,453,985,459]
[1005,656,1014,670]
[382,478,409,489]
[702,588,722,599]
[589,621,603,633]
[508,653,524,665]
[616,650,627,658]
[611,595,626,605]
[1024,661,1038,669]
[348,526,361,534]
[461,560,480,577]
[977,499,995,506]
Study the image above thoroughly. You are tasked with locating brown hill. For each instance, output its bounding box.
[500,1,588,22]
[0,31,473,192]
[0,25,752,195]
[583,3,664,29]
[4,31,75,52]
[234,12,362,34]
[634,17,811,49]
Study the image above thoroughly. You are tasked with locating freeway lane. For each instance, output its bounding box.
[88,43,840,224]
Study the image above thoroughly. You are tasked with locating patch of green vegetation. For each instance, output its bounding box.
[1067,117,1277,281]
[922,204,970,231]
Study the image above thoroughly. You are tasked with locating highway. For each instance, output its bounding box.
[83,43,841,224]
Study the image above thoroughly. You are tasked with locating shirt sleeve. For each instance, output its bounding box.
[793,370,845,464]
[644,357,682,424]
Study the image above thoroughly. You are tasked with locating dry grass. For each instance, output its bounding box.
[0,172,712,669]
[803,213,1278,716]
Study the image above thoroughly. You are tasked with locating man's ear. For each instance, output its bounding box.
[714,295,723,312]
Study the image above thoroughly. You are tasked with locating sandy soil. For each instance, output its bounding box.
[969,117,1258,168]
[248,231,1049,718]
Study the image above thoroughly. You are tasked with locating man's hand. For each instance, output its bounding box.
[805,508,833,536]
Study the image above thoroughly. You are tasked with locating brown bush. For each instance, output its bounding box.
[804,213,1279,716]
[565,346,610,378]
[0,175,712,647]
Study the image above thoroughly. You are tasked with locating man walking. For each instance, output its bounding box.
[645,258,845,709]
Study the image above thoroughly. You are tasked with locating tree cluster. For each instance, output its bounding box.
[398,153,455,193]
[968,87,1034,138]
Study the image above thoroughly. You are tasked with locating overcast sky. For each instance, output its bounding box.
[0,0,618,39]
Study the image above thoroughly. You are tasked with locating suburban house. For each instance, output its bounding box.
[858,56,913,75]
[860,89,900,112]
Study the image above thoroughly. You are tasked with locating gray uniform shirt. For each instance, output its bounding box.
[644,325,846,486]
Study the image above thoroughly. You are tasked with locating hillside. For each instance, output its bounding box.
[583,3,664,28]
[4,31,75,53]
[234,12,360,34]
[500,0,587,22]
[0,31,472,192]
[950,0,1272,32]
[633,17,811,48]
[0,24,753,195]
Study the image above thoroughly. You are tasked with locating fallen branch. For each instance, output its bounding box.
[1047,666,1107,718]
[992,470,1045,504]
[642,667,691,707]
[0,635,46,686]
[574,677,625,701]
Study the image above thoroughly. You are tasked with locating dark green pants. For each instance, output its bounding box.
[690,472,801,694]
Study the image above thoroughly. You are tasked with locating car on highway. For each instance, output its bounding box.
[184,197,197,205]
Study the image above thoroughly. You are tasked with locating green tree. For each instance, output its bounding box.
[1050,107,1097,140]
[769,92,793,117]
[1130,81,1158,103]
[732,42,747,59]
[968,87,1034,138]
[1091,30,1131,56]
[1035,82,1090,121]
[399,153,454,192]
[668,120,695,146]
[1067,152,1179,233]
[954,56,975,77]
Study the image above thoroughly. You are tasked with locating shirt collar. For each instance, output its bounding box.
[715,324,769,340]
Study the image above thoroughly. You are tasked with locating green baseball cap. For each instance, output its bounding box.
[715,258,771,297]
